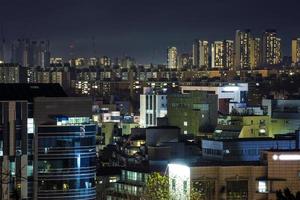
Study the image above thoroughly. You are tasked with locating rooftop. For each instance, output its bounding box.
[0,83,67,101]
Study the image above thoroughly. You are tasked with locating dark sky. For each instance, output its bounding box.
[1,0,300,64]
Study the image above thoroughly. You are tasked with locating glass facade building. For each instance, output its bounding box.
[36,121,97,200]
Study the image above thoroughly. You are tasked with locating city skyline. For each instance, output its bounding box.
[1,0,300,64]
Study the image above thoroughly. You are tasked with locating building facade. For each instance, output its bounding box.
[262,30,282,66]
[140,88,167,128]
[33,97,97,200]
[169,150,300,200]
[167,47,178,69]
[168,91,218,136]
[235,30,251,69]
[292,38,300,65]
[11,39,50,68]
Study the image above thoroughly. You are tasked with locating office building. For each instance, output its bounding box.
[106,168,149,199]
[292,38,300,65]
[140,88,167,128]
[262,99,300,135]
[262,30,282,65]
[167,47,177,69]
[168,91,218,136]
[180,83,248,114]
[235,30,251,69]
[33,97,96,200]
[0,83,67,200]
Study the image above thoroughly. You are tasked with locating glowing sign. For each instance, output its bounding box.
[222,86,239,92]
[273,154,300,161]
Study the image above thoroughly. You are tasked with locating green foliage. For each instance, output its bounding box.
[276,188,300,200]
[142,172,170,200]
[142,172,202,200]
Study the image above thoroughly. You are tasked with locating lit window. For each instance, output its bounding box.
[184,121,188,126]
[184,130,187,135]
[172,178,176,191]
[109,177,117,183]
[27,118,35,134]
[258,181,267,193]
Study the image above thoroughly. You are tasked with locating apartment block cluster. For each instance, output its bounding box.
[167,29,300,70]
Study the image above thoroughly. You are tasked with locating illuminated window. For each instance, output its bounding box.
[172,178,176,191]
[109,176,117,183]
[27,118,35,134]
[258,181,267,193]
[184,121,188,126]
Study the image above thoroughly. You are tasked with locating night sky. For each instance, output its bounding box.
[1,0,300,64]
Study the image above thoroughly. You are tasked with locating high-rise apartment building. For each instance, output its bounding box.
[11,39,50,68]
[223,40,234,69]
[167,47,177,69]
[211,41,224,69]
[292,38,300,65]
[0,63,28,83]
[262,30,282,65]
[192,40,199,67]
[193,40,209,68]
[235,30,251,69]
[178,53,191,69]
[199,40,209,68]
[121,56,135,69]
[250,37,261,69]
[33,97,96,200]
[99,56,112,67]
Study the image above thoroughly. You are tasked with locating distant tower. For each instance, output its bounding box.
[292,38,300,65]
[211,41,224,69]
[192,40,209,69]
[167,47,177,69]
[235,29,251,69]
[192,39,199,67]
[11,39,50,67]
[262,30,282,66]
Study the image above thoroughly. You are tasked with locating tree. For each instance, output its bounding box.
[142,172,202,200]
[276,188,300,200]
[142,172,170,200]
